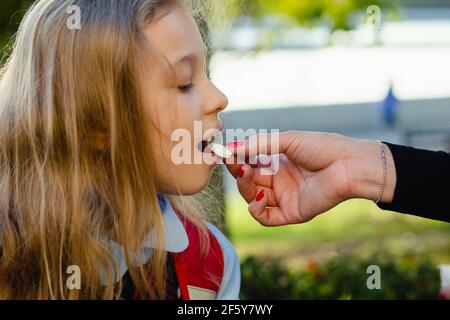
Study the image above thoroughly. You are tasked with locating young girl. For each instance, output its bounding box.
[0,0,240,299]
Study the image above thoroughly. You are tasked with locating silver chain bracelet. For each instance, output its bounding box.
[375,140,387,204]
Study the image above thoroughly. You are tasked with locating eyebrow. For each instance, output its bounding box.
[173,45,208,66]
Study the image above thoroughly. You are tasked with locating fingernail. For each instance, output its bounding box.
[238,165,245,178]
[226,141,244,148]
[256,190,265,202]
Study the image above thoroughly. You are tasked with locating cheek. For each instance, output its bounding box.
[148,93,212,194]
[157,93,203,141]
[176,90,204,119]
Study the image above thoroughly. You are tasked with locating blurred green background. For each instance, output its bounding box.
[228,196,450,299]
[217,0,450,299]
[1,0,449,300]
[0,1,34,56]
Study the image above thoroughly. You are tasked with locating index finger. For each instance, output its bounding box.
[227,132,296,163]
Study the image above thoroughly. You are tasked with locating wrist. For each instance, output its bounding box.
[346,139,396,203]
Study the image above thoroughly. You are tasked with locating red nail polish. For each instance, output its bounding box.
[256,190,264,202]
[238,166,245,178]
[226,141,244,148]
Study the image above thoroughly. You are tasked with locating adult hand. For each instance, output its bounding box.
[225,131,397,226]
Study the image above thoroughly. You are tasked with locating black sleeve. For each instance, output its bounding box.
[377,143,450,223]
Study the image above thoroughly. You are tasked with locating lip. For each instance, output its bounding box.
[199,128,223,153]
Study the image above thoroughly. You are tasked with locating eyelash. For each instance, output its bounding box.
[178,83,194,94]
[177,74,212,94]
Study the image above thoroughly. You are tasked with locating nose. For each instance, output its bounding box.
[205,81,228,114]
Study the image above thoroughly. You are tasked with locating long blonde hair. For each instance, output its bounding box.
[0,0,222,300]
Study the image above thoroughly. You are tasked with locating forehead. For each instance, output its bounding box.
[144,5,205,65]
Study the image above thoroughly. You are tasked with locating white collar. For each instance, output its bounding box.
[99,199,189,285]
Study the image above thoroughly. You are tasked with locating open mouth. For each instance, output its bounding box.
[199,133,232,159]
[201,135,215,153]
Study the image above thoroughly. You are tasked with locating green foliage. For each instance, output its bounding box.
[240,254,441,300]
[236,0,398,30]
[0,0,34,57]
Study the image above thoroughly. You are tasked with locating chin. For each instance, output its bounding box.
[160,164,216,196]
[182,166,215,195]
[179,182,209,195]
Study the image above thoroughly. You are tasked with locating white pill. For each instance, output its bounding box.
[211,143,233,159]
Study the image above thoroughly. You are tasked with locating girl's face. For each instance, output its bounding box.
[143,5,228,195]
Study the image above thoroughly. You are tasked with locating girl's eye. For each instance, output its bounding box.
[178,84,193,93]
